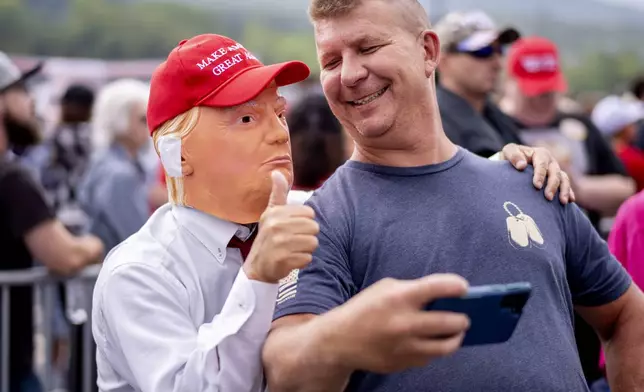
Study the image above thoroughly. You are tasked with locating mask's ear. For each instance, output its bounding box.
[157,135,183,177]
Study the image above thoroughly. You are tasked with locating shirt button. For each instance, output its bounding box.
[216,247,224,261]
[238,301,248,311]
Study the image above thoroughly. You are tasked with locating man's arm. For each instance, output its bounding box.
[263,275,470,392]
[99,263,278,392]
[25,220,103,275]
[263,313,352,392]
[576,285,644,391]
[0,166,102,275]
[562,202,644,391]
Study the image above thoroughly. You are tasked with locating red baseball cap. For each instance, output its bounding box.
[147,34,311,134]
[507,36,568,97]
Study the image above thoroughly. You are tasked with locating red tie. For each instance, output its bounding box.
[227,230,257,261]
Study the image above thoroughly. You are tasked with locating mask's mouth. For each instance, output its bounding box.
[348,86,389,107]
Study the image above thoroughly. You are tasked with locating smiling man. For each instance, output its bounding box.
[261,1,644,392]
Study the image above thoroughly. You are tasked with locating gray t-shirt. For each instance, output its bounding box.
[273,148,631,392]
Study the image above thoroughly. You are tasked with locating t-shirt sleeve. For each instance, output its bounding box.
[0,166,54,238]
[273,192,356,320]
[563,202,632,307]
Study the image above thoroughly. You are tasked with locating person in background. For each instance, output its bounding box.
[0,52,43,162]
[39,84,95,231]
[78,78,152,254]
[499,36,637,385]
[626,76,644,152]
[434,10,523,157]
[591,95,644,191]
[34,83,95,391]
[287,93,346,191]
[0,51,103,392]
[591,189,644,392]
[500,37,635,232]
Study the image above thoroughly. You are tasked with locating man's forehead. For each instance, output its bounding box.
[316,24,388,51]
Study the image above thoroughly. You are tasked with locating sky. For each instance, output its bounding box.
[598,0,644,10]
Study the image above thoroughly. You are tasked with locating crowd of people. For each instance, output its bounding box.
[1,1,644,391]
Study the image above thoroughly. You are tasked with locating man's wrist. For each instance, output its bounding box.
[242,263,279,284]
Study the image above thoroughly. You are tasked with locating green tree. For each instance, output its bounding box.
[0,0,320,65]
[565,51,643,94]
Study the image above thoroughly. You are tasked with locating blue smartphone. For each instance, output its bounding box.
[424,282,532,347]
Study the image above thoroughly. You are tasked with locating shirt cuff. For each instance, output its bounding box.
[221,268,279,336]
[198,268,279,349]
[240,269,280,337]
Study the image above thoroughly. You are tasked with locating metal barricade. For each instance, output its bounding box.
[0,265,101,392]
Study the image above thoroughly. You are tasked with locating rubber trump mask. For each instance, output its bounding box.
[146,34,310,223]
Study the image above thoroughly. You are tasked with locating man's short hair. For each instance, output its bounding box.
[61,84,95,108]
[309,0,429,32]
[631,76,644,100]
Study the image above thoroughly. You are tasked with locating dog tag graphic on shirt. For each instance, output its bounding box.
[504,202,545,249]
[506,215,530,247]
[517,213,544,246]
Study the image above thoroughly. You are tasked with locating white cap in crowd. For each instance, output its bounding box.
[591,95,644,137]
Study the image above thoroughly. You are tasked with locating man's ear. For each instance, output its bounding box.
[422,30,441,78]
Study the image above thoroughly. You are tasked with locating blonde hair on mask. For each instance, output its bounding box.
[151,107,201,205]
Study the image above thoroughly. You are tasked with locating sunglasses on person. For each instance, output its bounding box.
[452,44,505,60]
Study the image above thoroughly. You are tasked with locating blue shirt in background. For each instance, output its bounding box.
[78,143,150,254]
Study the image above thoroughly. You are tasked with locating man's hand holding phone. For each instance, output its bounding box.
[324,274,471,374]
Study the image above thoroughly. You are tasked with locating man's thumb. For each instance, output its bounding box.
[268,170,289,207]
[407,274,469,307]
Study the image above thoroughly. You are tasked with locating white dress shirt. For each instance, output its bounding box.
[92,190,312,392]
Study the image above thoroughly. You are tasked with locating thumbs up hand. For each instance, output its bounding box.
[267,170,290,207]
[243,171,320,284]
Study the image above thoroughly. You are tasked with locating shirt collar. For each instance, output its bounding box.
[171,205,254,264]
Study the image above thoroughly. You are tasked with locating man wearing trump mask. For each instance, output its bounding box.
[91,33,316,392]
[91,33,574,392]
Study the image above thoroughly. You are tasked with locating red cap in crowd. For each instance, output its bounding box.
[147,34,311,134]
[507,36,568,97]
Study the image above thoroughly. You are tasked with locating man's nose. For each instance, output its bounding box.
[265,115,289,145]
[341,55,368,88]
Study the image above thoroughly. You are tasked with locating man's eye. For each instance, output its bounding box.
[241,116,253,124]
[324,59,340,70]
[361,46,380,54]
